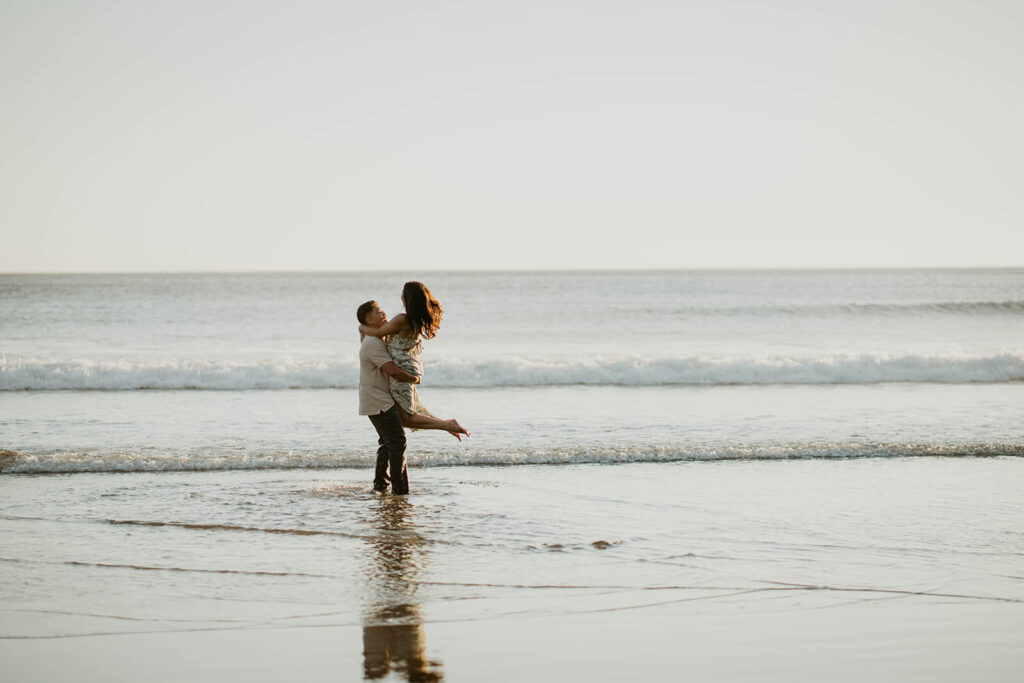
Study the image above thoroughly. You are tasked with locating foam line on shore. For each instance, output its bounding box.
[3,442,1021,474]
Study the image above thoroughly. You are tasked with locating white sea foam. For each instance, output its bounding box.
[0,357,348,391]
[2,353,1023,390]
[3,442,1021,474]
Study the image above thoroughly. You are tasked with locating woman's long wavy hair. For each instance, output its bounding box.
[402,281,443,339]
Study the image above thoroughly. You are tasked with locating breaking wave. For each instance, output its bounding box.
[2,353,1023,390]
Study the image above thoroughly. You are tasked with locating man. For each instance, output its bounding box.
[357,300,420,495]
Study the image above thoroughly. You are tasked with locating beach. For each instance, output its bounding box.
[2,457,1022,681]
[2,269,1023,680]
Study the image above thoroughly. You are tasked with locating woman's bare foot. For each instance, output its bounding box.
[446,419,470,441]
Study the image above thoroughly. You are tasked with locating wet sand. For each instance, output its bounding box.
[1,457,1022,681]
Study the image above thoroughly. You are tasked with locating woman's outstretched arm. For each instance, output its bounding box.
[359,313,408,338]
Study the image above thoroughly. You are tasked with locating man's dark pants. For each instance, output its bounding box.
[368,404,408,494]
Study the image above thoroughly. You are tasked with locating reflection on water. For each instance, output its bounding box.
[362,497,444,682]
[363,603,442,682]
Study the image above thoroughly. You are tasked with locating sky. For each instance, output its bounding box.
[1,0,1022,272]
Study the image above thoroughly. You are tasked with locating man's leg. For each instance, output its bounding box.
[389,433,409,495]
[368,405,408,494]
[368,419,390,491]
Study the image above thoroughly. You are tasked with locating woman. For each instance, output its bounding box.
[359,281,470,441]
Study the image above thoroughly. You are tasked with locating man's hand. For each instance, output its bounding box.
[381,361,420,384]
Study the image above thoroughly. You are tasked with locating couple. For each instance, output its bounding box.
[357,281,469,495]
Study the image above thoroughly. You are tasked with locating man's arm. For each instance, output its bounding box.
[363,337,419,384]
[381,361,420,384]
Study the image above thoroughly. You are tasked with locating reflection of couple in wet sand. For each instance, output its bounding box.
[357,281,469,495]
[362,497,443,682]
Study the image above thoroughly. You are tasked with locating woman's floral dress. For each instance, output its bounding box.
[387,335,434,419]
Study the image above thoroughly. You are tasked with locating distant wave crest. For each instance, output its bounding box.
[699,300,1024,317]
[854,300,1024,315]
[1,353,1023,390]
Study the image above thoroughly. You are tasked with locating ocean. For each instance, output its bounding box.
[2,270,1022,681]
[2,269,1022,471]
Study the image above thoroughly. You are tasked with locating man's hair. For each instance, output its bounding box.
[356,300,378,325]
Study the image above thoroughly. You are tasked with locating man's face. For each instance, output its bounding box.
[365,306,388,328]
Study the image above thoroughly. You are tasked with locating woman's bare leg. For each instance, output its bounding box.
[398,407,470,441]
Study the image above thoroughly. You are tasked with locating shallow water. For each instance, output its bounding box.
[3,383,1022,473]
[1,459,1022,681]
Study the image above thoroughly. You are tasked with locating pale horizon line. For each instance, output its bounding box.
[2,265,1022,276]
